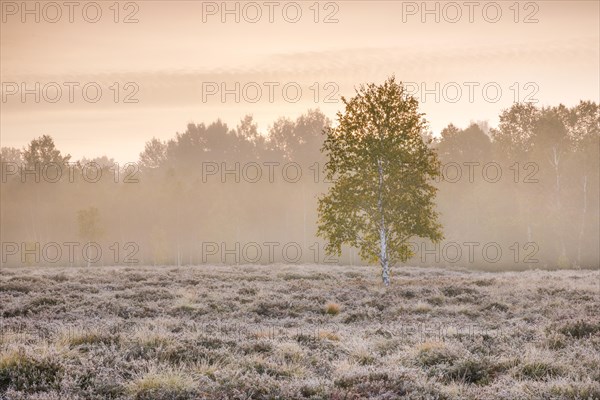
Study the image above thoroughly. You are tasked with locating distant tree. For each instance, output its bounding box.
[201,120,244,160]
[165,120,244,167]
[437,123,491,162]
[267,117,296,160]
[531,108,570,206]
[16,136,71,243]
[291,109,330,163]
[434,123,493,243]
[22,135,71,169]
[317,77,443,285]
[79,155,116,169]
[0,147,23,164]
[560,101,600,265]
[267,109,329,163]
[139,138,167,169]
[77,207,103,267]
[237,115,261,143]
[491,103,540,160]
[266,110,331,249]
[488,104,542,247]
[236,115,268,160]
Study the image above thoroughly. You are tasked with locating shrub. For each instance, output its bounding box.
[428,296,445,306]
[253,301,296,318]
[276,342,304,363]
[0,350,63,393]
[350,349,375,366]
[399,289,417,299]
[65,331,119,348]
[414,302,432,313]
[441,357,495,385]
[241,341,273,355]
[482,302,509,312]
[518,361,563,380]
[559,320,600,339]
[550,381,600,400]
[319,331,340,341]
[333,370,446,399]
[0,282,31,293]
[473,279,495,287]
[128,370,197,400]
[237,287,257,296]
[243,357,294,379]
[441,286,478,297]
[343,312,368,323]
[544,332,567,350]
[416,342,457,367]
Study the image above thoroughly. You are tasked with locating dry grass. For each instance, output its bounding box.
[325,302,341,316]
[1,264,599,399]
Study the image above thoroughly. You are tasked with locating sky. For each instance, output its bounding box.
[1,0,599,162]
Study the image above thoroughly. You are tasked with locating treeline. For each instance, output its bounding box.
[1,102,598,269]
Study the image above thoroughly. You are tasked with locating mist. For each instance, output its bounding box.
[2,101,598,270]
[1,2,599,398]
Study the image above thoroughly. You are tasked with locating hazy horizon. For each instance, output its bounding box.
[2,0,599,162]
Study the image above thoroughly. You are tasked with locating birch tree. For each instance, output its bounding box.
[317,77,443,285]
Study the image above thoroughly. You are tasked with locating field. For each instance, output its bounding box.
[1,264,599,400]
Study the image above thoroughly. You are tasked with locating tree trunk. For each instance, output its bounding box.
[377,159,390,286]
[380,226,390,286]
[302,182,307,257]
[577,175,588,265]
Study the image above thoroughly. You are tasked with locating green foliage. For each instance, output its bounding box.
[22,134,71,168]
[2,101,598,269]
[491,102,541,159]
[139,137,167,170]
[317,76,443,276]
[0,147,23,164]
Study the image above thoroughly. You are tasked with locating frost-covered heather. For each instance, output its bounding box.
[1,264,599,399]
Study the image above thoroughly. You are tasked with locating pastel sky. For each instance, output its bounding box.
[1,0,598,162]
